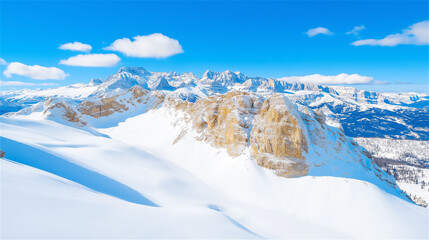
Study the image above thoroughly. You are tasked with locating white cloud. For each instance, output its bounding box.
[3,62,68,80]
[279,73,376,85]
[59,53,121,67]
[352,20,429,46]
[104,33,184,58]
[305,27,333,37]
[59,42,92,52]
[346,25,365,36]
[0,58,7,65]
[0,81,58,87]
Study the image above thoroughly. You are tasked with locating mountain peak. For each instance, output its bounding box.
[202,70,215,79]
[201,69,247,82]
[89,78,103,86]
[117,67,150,76]
[149,76,175,91]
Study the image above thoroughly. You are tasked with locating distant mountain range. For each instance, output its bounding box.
[2,67,428,140]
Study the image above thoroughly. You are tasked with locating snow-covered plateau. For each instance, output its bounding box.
[1,67,428,238]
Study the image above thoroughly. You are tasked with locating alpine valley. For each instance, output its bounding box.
[1,67,428,239]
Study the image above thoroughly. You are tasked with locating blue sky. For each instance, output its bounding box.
[1,0,428,92]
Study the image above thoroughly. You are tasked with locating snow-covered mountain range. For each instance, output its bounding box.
[3,66,428,139]
[1,67,428,238]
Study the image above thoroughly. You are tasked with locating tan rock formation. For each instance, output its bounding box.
[167,92,310,177]
[168,91,262,156]
[78,86,165,118]
[43,98,87,126]
[79,97,129,118]
[250,94,309,177]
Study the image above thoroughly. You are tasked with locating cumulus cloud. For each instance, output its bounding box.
[3,62,68,80]
[346,25,365,36]
[0,58,7,65]
[305,27,333,37]
[352,20,429,46]
[59,53,121,67]
[104,33,184,58]
[59,42,92,52]
[279,73,377,85]
[0,81,58,87]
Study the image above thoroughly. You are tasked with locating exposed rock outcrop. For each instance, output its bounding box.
[79,97,128,118]
[43,98,87,127]
[167,91,310,177]
[170,91,262,157]
[78,86,165,118]
[250,95,309,177]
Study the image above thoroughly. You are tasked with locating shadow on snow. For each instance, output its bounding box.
[0,136,158,207]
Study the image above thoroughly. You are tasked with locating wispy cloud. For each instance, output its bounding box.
[59,53,121,67]
[0,58,7,65]
[3,62,68,80]
[352,20,428,46]
[59,42,92,52]
[305,27,333,37]
[395,81,413,85]
[104,33,184,58]
[372,80,389,85]
[346,25,365,36]
[0,81,58,87]
[279,73,380,85]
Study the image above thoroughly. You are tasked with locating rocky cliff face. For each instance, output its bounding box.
[43,98,87,127]
[173,91,260,157]
[165,92,310,177]
[249,95,309,177]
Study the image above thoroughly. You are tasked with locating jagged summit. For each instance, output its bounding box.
[117,66,151,76]
[102,67,151,90]
[149,76,175,91]
[89,78,103,86]
[83,66,425,107]
[199,70,248,87]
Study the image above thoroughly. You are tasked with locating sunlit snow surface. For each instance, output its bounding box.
[1,115,428,239]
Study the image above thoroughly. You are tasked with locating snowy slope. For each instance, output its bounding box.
[1,117,428,238]
[1,160,255,239]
